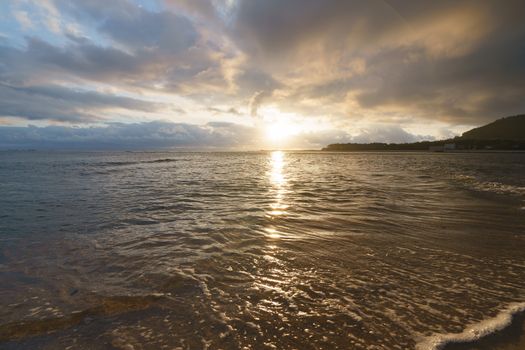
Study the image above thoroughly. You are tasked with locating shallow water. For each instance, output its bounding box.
[0,151,524,349]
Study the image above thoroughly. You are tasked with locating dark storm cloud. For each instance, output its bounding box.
[0,121,259,149]
[0,83,163,122]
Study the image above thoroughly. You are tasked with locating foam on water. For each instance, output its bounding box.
[1,151,524,349]
[454,175,525,198]
[417,302,525,350]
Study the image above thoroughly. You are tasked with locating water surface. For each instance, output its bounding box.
[1,151,524,349]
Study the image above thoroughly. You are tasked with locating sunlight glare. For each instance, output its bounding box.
[266,122,295,143]
[267,151,288,217]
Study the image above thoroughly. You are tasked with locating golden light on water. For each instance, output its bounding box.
[264,227,281,239]
[265,151,289,238]
[269,151,285,185]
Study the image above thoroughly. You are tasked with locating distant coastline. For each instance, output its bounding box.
[322,114,525,152]
[321,140,525,152]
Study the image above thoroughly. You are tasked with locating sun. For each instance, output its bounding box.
[260,106,331,148]
[266,122,296,142]
[262,107,301,145]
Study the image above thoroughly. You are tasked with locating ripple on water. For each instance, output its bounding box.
[0,151,524,349]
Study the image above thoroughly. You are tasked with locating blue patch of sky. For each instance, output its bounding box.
[2,1,159,51]
[1,1,71,48]
[0,2,28,48]
[132,0,165,12]
[213,0,238,25]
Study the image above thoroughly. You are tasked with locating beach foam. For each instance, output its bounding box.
[454,175,525,197]
[416,302,525,350]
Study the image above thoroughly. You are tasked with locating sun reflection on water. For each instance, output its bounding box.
[265,151,290,238]
[270,151,285,186]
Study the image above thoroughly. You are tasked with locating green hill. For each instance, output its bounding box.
[461,114,525,140]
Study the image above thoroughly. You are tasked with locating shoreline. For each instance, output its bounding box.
[418,303,525,350]
[444,312,525,350]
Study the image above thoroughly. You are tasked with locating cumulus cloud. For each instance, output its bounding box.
[1,0,524,146]
[0,121,261,150]
[0,38,145,84]
[250,91,273,117]
[14,11,34,29]
[100,9,198,54]
[226,0,525,124]
[351,125,434,144]
[207,107,242,116]
[0,83,164,122]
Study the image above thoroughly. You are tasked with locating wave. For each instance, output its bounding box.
[149,158,178,163]
[454,175,525,197]
[94,158,179,167]
[416,302,525,350]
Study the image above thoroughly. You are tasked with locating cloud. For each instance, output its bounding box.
[207,106,242,116]
[226,0,525,124]
[0,121,261,150]
[0,83,164,122]
[100,9,198,54]
[165,0,218,21]
[250,91,273,117]
[0,113,441,150]
[351,125,434,144]
[1,0,525,144]
[353,32,525,124]
[0,120,360,150]
[230,0,401,61]
[289,129,353,149]
[0,38,144,84]
[14,11,34,30]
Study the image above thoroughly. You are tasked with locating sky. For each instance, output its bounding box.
[0,0,524,149]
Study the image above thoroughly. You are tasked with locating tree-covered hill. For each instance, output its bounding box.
[461,114,525,140]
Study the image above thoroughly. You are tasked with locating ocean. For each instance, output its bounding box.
[1,151,524,349]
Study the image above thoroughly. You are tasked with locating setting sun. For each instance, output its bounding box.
[265,122,296,142]
[262,107,301,144]
[261,107,319,147]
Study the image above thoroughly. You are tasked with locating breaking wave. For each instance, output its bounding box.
[417,302,525,350]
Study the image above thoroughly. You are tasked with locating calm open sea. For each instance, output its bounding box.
[1,151,524,349]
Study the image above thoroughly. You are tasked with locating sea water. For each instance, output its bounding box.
[0,151,524,349]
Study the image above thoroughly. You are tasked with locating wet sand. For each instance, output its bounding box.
[444,312,525,350]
